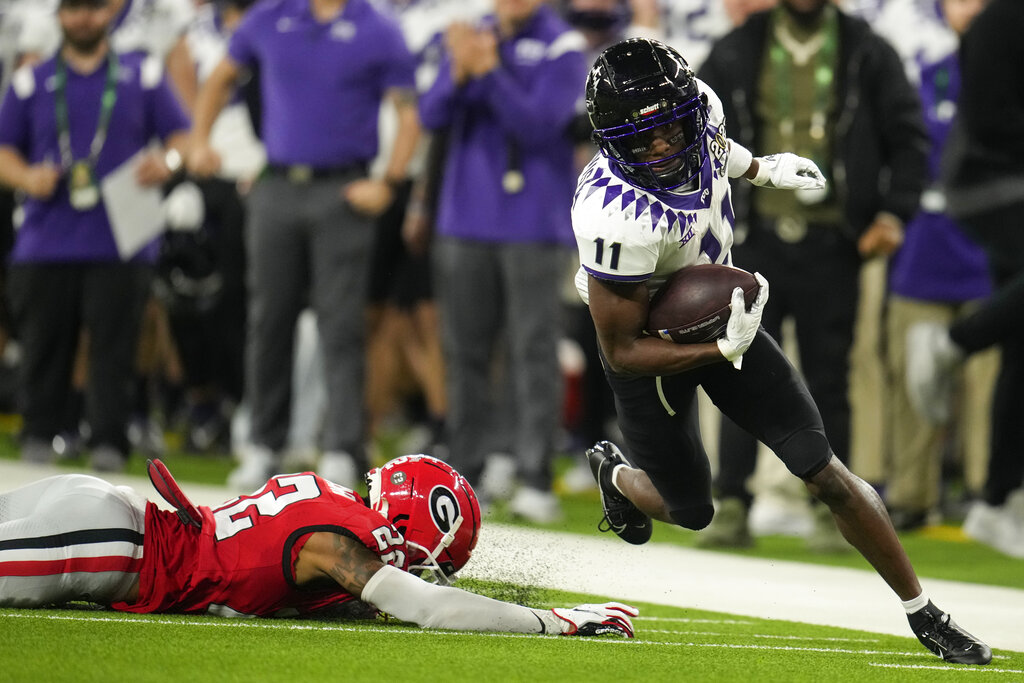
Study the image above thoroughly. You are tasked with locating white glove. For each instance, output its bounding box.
[716,272,769,370]
[750,153,826,190]
[550,602,638,637]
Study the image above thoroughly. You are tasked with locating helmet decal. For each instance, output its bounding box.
[429,486,459,533]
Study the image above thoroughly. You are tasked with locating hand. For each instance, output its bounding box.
[186,141,222,178]
[343,178,394,217]
[22,163,60,199]
[402,202,432,257]
[467,29,499,78]
[135,149,174,187]
[445,23,476,85]
[716,272,769,369]
[551,602,638,637]
[750,153,826,190]
[857,215,904,258]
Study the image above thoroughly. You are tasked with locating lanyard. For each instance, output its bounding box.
[54,50,119,171]
[768,6,837,144]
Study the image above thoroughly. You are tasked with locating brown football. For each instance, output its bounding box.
[646,264,760,343]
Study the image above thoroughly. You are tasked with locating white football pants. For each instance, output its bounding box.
[0,474,146,607]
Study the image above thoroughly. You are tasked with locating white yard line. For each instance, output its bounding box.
[464,524,1024,653]
[3,459,1023,653]
[9,609,1024,675]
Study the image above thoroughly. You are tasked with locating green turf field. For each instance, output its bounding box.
[2,420,1022,681]
[2,586,1021,682]
[1,418,1023,592]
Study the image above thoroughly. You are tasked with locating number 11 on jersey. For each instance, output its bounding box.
[594,237,622,270]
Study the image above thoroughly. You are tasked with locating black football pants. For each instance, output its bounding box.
[603,329,833,530]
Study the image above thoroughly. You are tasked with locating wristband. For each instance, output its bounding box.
[751,157,772,186]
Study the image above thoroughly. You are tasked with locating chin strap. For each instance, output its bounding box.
[407,514,464,586]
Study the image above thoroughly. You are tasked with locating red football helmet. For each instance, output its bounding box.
[365,455,482,585]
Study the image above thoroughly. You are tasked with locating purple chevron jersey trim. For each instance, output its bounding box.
[582,264,651,283]
[601,184,623,208]
[576,154,715,235]
[649,156,713,211]
[700,230,723,263]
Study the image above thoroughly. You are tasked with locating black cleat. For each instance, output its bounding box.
[908,601,992,665]
[586,441,652,545]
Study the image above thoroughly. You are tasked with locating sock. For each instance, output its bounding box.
[901,592,930,614]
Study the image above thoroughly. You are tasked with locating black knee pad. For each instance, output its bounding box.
[669,503,715,530]
[779,429,832,480]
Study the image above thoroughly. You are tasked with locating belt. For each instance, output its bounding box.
[265,162,367,183]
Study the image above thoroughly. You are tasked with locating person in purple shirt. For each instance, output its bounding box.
[0,0,189,470]
[417,0,587,521]
[884,0,992,531]
[187,0,420,492]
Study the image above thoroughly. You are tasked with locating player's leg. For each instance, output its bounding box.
[703,330,922,598]
[600,366,713,530]
[0,475,146,607]
[801,458,919,596]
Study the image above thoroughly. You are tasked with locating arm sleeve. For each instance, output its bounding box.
[379,24,417,93]
[418,51,462,131]
[145,70,192,141]
[0,72,32,154]
[226,10,262,69]
[957,2,1024,158]
[478,36,588,146]
[361,565,561,633]
[726,140,753,179]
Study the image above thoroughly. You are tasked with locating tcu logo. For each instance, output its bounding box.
[429,486,459,532]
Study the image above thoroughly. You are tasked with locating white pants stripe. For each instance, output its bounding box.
[0,474,146,607]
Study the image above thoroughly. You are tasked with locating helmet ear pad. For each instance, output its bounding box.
[585,38,710,191]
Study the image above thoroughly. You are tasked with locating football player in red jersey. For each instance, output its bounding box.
[0,455,636,637]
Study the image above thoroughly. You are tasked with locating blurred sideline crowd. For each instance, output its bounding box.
[0,0,1022,559]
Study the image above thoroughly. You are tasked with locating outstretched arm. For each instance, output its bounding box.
[297,531,636,636]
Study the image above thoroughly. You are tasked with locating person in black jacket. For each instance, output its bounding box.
[694,0,928,550]
[908,0,1024,557]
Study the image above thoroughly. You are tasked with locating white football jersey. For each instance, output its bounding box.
[572,80,736,305]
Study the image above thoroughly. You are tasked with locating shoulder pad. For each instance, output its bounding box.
[696,78,725,126]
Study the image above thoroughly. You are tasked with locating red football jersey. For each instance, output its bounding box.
[112,473,410,616]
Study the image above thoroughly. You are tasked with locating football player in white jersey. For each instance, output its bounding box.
[573,38,992,666]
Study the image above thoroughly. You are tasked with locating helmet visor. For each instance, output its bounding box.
[594,96,707,190]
